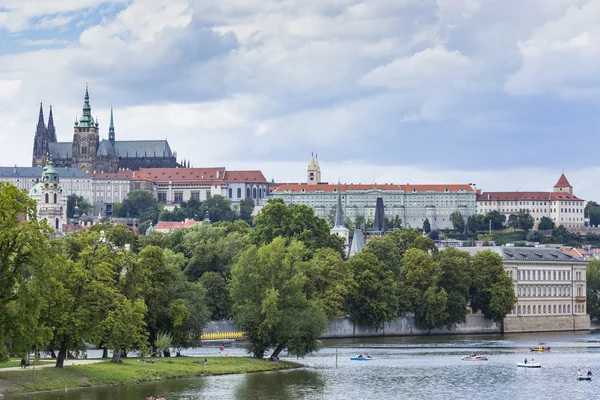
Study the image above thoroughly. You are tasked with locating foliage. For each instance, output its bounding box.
[586,201,600,227]
[200,272,232,320]
[239,197,255,224]
[470,250,516,322]
[587,260,600,320]
[354,215,366,230]
[67,194,93,218]
[199,195,235,223]
[485,211,506,230]
[507,214,518,230]
[538,216,555,231]
[101,298,148,362]
[345,252,398,329]
[436,247,472,328]
[552,225,580,245]
[119,190,161,224]
[423,218,431,234]
[450,211,465,233]
[231,238,328,359]
[154,331,173,352]
[252,198,344,256]
[467,214,486,233]
[516,210,534,231]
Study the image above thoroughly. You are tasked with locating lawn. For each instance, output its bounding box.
[0,357,301,394]
[0,359,55,369]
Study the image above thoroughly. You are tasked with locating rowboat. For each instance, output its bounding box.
[350,356,374,361]
[517,362,541,368]
[530,347,551,352]
[461,355,488,361]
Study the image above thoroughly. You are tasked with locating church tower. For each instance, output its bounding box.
[307,152,321,185]
[28,155,68,235]
[47,105,57,142]
[32,103,49,167]
[72,84,100,172]
[554,173,574,195]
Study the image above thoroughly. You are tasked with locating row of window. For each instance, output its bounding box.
[518,286,571,297]
[518,269,576,281]
[515,303,584,315]
[44,193,59,204]
[479,201,581,206]
[228,187,265,199]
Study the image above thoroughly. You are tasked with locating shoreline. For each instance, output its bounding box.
[0,356,302,396]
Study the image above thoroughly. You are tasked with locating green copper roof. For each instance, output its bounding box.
[77,84,95,128]
[42,155,59,182]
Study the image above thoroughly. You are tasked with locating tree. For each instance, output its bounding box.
[485,211,506,230]
[345,252,399,329]
[585,201,600,227]
[200,272,232,320]
[200,195,234,223]
[120,190,161,224]
[354,215,366,230]
[437,247,472,328]
[67,194,93,218]
[231,238,328,359]
[470,250,516,322]
[450,211,465,233]
[252,198,344,256]
[0,183,54,362]
[538,216,555,231]
[587,260,600,320]
[423,218,431,234]
[507,214,518,230]
[239,197,255,224]
[467,214,486,233]
[100,298,148,363]
[516,210,534,231]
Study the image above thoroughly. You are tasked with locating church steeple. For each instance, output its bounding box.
[36,102,45,129]
[109,106,115,143]
[47,105,56,142]
[32,103,49,165]
[334,184,344,227]
[77,83,94,128]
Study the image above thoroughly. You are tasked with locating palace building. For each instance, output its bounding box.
[32,85,179,173]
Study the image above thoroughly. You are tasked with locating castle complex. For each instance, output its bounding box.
[32,85,179,173]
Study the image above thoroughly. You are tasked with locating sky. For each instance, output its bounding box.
[1,0,600,200]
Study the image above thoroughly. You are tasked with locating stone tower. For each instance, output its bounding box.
[307,152,321,185]
[72,84,100,172]
[32,103,49,167]
[554,173,573,195]
[108,106,115,144]
[47,105,57,142]
[28,155,67,235]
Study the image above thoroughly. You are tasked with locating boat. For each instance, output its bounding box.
[350,355,374,361]
[578,375,592,381]
[530,346,551,352]
[461,355,488,361]
[517,362,541,368]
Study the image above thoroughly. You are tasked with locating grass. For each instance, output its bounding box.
[0,357,302,394]
[0,359,55,369]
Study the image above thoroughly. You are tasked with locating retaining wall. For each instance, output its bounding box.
[503,315,590,333]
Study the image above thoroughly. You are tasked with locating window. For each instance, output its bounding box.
[253,187,257,198]
[55,218,59,230]
[54,193,57,203]
[527,305,531,314]
[553,305,557,313]
[553,271,556,280]
[246,187,251,198]
[558,305,562,313]
[174,192,183,204]
[157,192,167,203]
[538,305,541,314]
[45,193,49,203]
[191,192,200,201]
[237,188,242,198]
[543,305,547,313]
[518,305,522,314]
[533,305,537,314]
[206,191,211,199]
[229,188,232,198]
[567,305,571,313]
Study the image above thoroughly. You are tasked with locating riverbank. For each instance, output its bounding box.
[0,357,301,395]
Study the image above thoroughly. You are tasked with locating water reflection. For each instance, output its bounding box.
[234,370,325,400]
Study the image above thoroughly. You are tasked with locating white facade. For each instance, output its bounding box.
[0,166,92,202]
[89,172,132,205]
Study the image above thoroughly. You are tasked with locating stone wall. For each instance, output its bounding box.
[503,315,590,333]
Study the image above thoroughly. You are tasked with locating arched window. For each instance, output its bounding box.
[237,188,242,198]
[55,218,59,230]
[45,193,49,203]
[553,305,557,313]
[567,304,571,313]
[229,188,232,198]
[538,305,541,314]
[518,305,521,314]
[246,187,251,198]
[258,187,262,198]
[53,193,57,203]
[543,305,546,313]
[558,305,562,313]
[533,305,536,314]
[252,187,257,198]
[527,305,531,314]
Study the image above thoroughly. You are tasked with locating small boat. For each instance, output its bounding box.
[530,346,551,352]
[517,362,541,368]
[351,355,374,361]
[578,375,592,381]
[461,355,488,361]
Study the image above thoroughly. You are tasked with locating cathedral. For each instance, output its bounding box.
[32,85,180,172]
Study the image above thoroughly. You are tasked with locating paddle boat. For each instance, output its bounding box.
[351,354,374,361]
[517,362,541,368]
[577,369,592,380]
[530,344,551,352]
[461,354,488,361]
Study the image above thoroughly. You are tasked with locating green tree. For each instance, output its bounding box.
[468,214,486,233]
[450,211,465,233]
[485,211,506,230]
[423,218,431,234]
[538,216,555,231]
[345,252,399,329]
[120,190,161,224]
[355,215,366,230]
[516,210,534,231]
[470,250,516,322]
[231,238,328,359]
[200,195,234,223]
[507,214,518,230]
[200,272,232,320]
[437,247,472,328]
[100,298,148,362]
[67,194,93,218]
[585,201,600,227]
[239,197,255,224]
[587,260,600,320]
[252,198,344,256]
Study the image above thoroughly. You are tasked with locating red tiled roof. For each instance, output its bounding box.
[554,173,572,188]
[224,170,268,183]
[88,170,134,179]
[132,171,153,182]
[560,248,585,259]
[270,183,475,193]
[140,167,226,183]
[477,191,583,201]
[154,219,198,230]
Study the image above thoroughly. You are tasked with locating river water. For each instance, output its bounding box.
[7,332,600,400]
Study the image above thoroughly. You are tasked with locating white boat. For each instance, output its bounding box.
[461,355,488,361]
[517,362,541,368]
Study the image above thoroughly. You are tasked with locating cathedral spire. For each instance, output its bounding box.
[334,183,344,227]
[47,105,56,142]
[78,83,94,127]
[33,103,49,163]
[37,102,45,129]
[109,105,115,143]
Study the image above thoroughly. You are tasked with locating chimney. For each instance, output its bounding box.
[13,165,16,174]
[216,170,219,179]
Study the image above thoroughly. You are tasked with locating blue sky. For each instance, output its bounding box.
[1,0,600,200]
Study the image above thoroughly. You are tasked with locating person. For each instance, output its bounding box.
[219,345,225,352]
[531,359,535,364]
[577,369,582,377]
[204,358,208,368]
[524,358,527,364]
[588,369,593,376]
[358,354,363,359]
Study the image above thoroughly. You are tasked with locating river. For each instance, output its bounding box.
[6,331,600,400]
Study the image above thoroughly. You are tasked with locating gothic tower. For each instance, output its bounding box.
[72,84,100,172]
[307,152,321,185]
[47,105,57,142]
[109,106,115,144]
[32,103,49,167]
